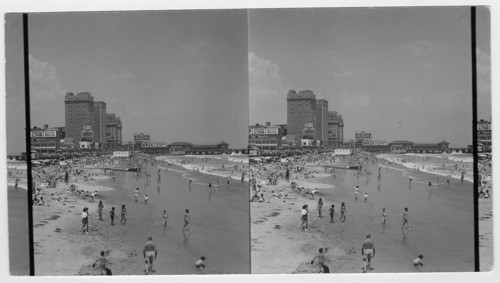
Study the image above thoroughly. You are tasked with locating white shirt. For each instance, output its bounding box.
[82,212,88,219]
[301,209,308,216]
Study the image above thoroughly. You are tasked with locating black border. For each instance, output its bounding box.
[22,13,35,276]
[470,6,480,272]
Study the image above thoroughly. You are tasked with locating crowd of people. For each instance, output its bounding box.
[250,150,432,273]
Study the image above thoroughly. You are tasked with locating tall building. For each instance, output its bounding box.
[93,101,107,148]
[327,111,344,147]
[64,92,95,147]
[315,99,329,144]
[106,113,122,149]
[286,90,317,142]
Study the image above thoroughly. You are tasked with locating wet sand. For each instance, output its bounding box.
[7,186,30,276]
[251,156,474,273]
[33,157,249,275]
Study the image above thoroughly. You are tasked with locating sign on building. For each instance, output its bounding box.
[31,131,44,137]
[81,124,94,138]
[254,128,265,134]
[113,151,132,158]
[134,133,150,141]
[265,127,279,135]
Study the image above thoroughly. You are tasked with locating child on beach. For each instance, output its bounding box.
[340,202,346,222]
[144,194,149,204]
[162,210,168,232]
[329,204,335,223]
[183,209,193,232]
[317,198,324,218]
[195,256,206,270]
[354,186,359,201]
[90,190,97,202]
[135,188,140,203]
[109,207,115,226]
[364,192,368,202]
[402,207,411,231]
[413,255,424,270]
[310,248,327,273]
[98,200,104,220]
[120,205,127,225]
[301,204,309,230]
[92,251,110,275]
[382,208,387,226]
[81,207,89,233]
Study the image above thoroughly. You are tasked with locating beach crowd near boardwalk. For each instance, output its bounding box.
[7,150,250,275]
[250,148,490,273]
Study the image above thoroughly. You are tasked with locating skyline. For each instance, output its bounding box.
[249,7,491,148]
[5,7,492,154]
[6,11,249,154]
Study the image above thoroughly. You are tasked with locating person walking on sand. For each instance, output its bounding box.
[317,198,324,218]
[143,236,157,275]
[109,207,116,226]
[329,204,335,223]
[120,205,127,225]
[354,185,359,201]
[144,194,149,204]
[364,192,368,202]
[401,207,411,231]
[162,210,168,232]
[15,178,19,190]
[81,207,89,233]
[361,234,375,272]
[382,208,387,226]
[98,200,104,220]
[340,202,346,222]
[183,209,193,232]
[301,204,309,230]
[135,188,140,203]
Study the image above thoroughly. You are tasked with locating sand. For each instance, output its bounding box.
[32,155,250,275]
[251,153,475,274]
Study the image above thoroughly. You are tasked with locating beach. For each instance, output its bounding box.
[6,161,30,276]
[30,154,250,275]
[250,152,475,273]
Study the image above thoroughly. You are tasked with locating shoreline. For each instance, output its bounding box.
[376,153,473,183]
[32,155,250,275]
[251,152,475,273]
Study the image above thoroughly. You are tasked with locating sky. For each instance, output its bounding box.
[4,7,492,154]
[249,7,491,148]
[6,10,249,154]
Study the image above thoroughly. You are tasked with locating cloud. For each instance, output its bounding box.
[29,54,62,99]
[333,71,356,78]
[476,47,491,117]
[249,52,287,123]
[28,55,64,126]
[249,52,284,95]
[110,72,134,79]
[402,40,445,56]
[340,92,371,108]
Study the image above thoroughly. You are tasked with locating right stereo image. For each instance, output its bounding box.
[248,6,491,273]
